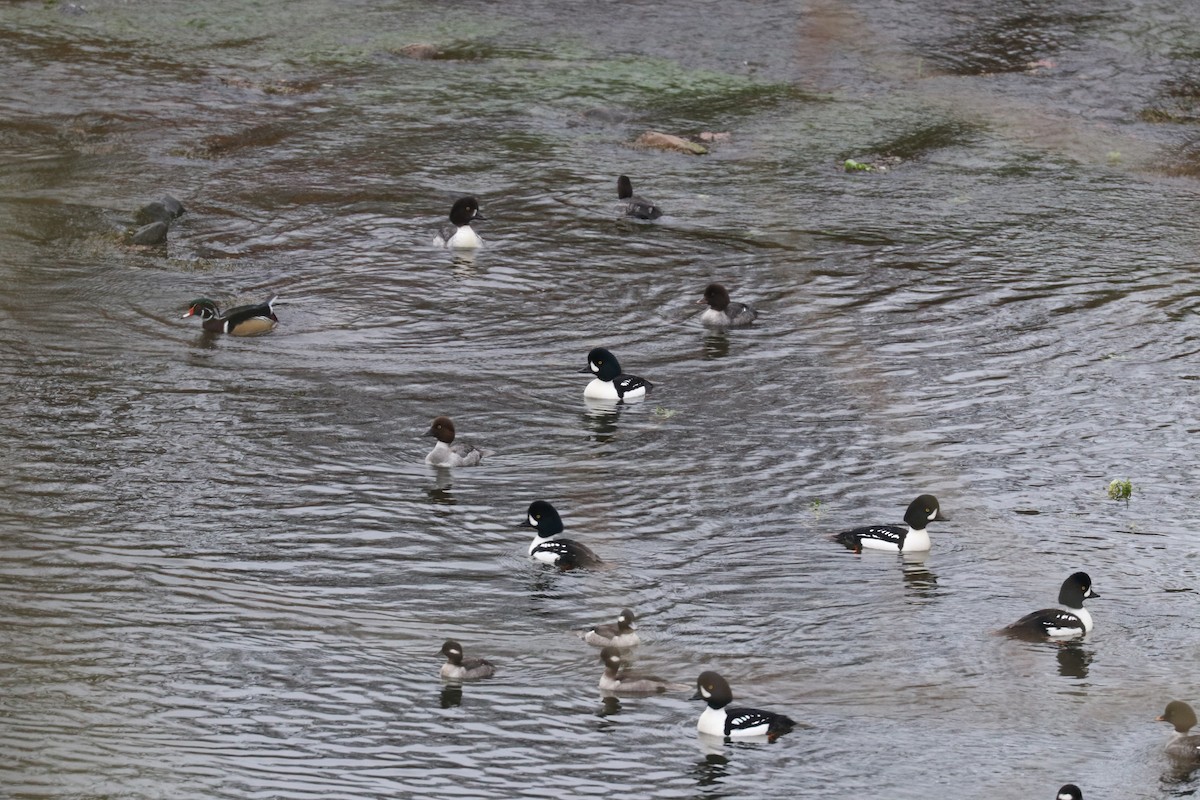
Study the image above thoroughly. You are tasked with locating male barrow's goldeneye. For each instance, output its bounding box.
[697,283,757,329]
[423,416,490,467]
[617,175,663,220]
[1003,572,1098,640]
[439,639,495,681]
[582,608,640,648]
[598,647,684,694]
[1157,701,1200,761]
[693,670,795,740]
[523,500,602,569]
[834,494,945,553]
[1056,786,1083,800]
[432,196,485,249]
[579,347,653,402]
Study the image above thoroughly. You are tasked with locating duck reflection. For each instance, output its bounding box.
[596,695,622,717]
[702,332,730,360]
[582,398,623,443]
[901,551,939,595]
[439,683,464,708]
[1055,641,1092,679]
[426,470,457,505]
[692,745,730,787]
[1160,758,1200,787]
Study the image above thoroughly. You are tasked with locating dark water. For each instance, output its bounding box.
[3,1,1200,798]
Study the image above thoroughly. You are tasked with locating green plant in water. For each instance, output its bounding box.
[844,159,874,172]
[1107,478,1133,504]
[652,407,676,419]
[810,498,824,518]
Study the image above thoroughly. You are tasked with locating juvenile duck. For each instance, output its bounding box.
[439,639,496,681]
[582,608,639,648]
[1157,700,1200,760]
[424,416,489,467]
[697,283,757,328]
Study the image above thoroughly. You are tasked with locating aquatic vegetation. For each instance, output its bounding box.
[1107,478,1134,504]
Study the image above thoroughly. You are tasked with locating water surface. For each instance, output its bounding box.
[3,1,1200,798]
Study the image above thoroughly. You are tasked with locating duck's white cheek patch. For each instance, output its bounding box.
[700,686,711,698]
[590,363,599,373]
[528,515,538,527]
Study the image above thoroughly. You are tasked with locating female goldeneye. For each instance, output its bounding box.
[423,416,489,467]
[1057,786,1083,800]
[182,295,278,336]
[439,639,495,681]
[617,175,663,220]
[523,500,602,569]
[432,196,485,249]
[1157,701,1200,760]
[579,347,653,402]
[583,608,640,648]
[1004,572,1098,639]
[692,670,795,740]
[834,494,944,553]
[697,283,757,328]
[598,647,682,694]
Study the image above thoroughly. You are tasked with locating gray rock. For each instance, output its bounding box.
[130,221,168,245]
[160,194,185,218]
[134,201,171,225]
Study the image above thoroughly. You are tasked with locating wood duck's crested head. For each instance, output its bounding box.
[182,299,220,320]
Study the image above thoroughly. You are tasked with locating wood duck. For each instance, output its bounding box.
[182,296,278,336]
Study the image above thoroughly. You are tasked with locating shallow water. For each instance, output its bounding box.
[3,1,1200,798]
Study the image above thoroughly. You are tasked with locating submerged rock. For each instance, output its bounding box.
[397,43,442,60]
[633,131,708,155]
[134,195,185,225]
[134,201,171,225]
[130,221,168,246]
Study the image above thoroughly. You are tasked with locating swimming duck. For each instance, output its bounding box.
[617,175,663,220]
[582,608,640,648]
[834,494,944,553]
[579,347,653,402]
[524,500,602,569]
[693,670,795,740]
[424,416,489,467]
[182,296,278,336]
[1004,572,1098,640]
[433,196,485,249]
[439,639,496,681]
[598,647,682,694]
[697,283,757,328]
[1157,700,1200,760]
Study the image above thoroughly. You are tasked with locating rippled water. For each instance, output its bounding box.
[3,1,1200,798]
